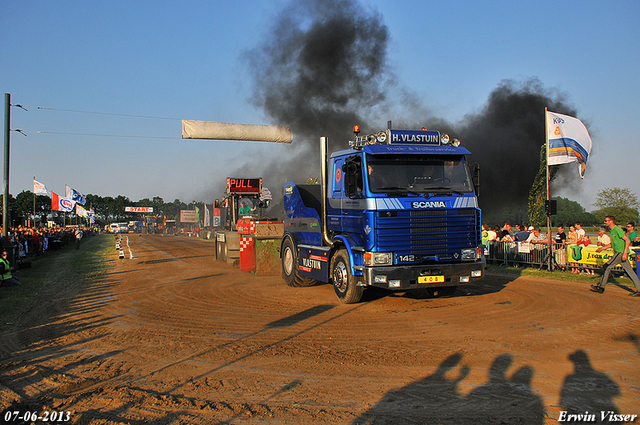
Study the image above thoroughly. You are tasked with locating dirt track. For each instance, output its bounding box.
[1,234,639,424]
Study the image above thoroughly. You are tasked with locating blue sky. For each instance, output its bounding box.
[2,0,639,210]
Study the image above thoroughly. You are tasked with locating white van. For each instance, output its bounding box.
[109,223,129,233]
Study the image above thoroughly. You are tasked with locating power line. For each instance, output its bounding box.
[34,130,180,140]
[27,129,278,143]
[36,106,182,121]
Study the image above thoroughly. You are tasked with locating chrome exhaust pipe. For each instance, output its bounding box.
[320,136,332,246]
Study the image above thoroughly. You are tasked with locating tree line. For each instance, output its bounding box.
[544,187,638,228]
[1,192,204,227]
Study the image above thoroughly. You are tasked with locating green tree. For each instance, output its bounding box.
[11,190,50,226]
[35,194,51,224]
[14,190,35,218]
[164,199,187,220]
[592,187,639,224]
[553,196,598,226]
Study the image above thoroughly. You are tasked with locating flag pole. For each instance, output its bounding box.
[33,176,36,225]
[545,107,552,272]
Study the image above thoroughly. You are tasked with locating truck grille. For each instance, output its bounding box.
[376,209,480,258]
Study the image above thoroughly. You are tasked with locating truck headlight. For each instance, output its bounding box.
[374,275,387,283]
[376,131,388,143]
[364,252,393,266]
[461,248,477,261]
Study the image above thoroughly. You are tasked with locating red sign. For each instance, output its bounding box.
[227,178,262,194]
[213,208,221,227]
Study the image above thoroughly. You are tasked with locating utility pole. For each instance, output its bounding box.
[4,93,11,240]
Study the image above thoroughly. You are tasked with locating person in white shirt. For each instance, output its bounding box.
[597,226,611,247]
[575,222,586,242]
[526,228,547,243]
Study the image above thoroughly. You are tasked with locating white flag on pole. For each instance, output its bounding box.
[33,179,51,196]
[204,204,211,227]
[546,110,593,178]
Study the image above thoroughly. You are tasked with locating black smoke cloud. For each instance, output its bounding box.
[246,0,391,147]
[237,0,582,223]
[458,79,577,223]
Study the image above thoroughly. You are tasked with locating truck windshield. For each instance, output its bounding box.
[366,154,474,194]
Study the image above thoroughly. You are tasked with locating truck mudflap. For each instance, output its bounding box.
[364,262,484,290]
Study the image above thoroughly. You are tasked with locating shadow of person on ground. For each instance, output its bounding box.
[353,352,545,425]
[463,354,545,424]
[559,350,620,423]
[353,352,469,424]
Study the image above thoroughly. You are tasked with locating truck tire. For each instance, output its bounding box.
[225,233,240,266]
[331,249,363,304]
[215,240,222,260]
[217,241,227,262]
[281,237,316,287]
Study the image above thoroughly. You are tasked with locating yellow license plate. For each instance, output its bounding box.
[418,275,444,284]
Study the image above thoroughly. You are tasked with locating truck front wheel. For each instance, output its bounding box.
[331,249,363,304]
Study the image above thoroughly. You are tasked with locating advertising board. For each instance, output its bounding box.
[180,210,196,223]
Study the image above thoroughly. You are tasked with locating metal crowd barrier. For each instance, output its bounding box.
[486,241,638,275]
[487,240,557,268]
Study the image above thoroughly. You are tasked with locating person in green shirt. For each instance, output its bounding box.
[238,199,256,216]
[0,250,21,287]
[591,216,640,296]
[626,222,638,244]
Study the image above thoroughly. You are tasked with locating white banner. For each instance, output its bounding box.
[76,204,89,218]
[204,205,211,227]
[52,192,75,212]
[180,210,196,223]
[547,110,593,178]
[182,120,292,143]
[125,206,153,213]
[33,179,51,196]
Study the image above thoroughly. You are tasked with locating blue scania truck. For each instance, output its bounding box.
[280,126,485,303]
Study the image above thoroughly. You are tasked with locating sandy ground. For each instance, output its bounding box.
[1,234,639,424]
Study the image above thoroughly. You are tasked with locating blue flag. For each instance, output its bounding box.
[66,185,87,205]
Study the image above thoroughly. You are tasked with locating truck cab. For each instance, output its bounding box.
[281,128,485,303]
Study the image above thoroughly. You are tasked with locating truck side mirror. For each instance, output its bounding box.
[342,158,362,198]
[469,162,480,197]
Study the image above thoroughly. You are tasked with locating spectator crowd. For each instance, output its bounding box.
[482,220,640,273]
[0,225,99,262]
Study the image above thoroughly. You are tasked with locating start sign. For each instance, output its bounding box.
[125,206,153,213]
[227,178,262,194]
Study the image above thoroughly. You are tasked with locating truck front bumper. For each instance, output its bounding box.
[363,261,484,290]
